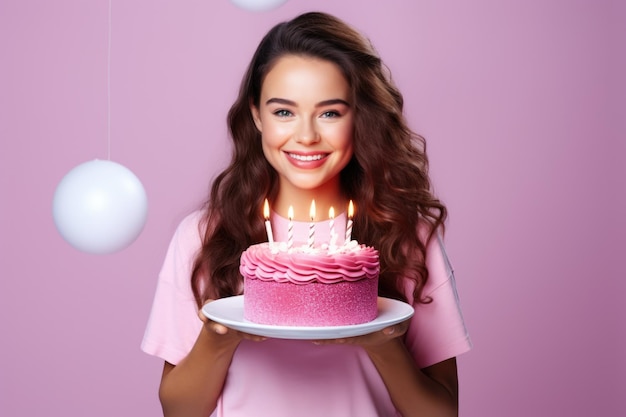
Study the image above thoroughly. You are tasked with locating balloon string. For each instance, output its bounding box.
[107,0,112,160]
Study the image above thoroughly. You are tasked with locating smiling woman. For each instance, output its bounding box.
[251,55,355,216]
[141,11,470,417]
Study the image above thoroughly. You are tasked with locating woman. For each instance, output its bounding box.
[142,11,471,417]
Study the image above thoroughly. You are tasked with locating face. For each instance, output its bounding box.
[251,55,354,201]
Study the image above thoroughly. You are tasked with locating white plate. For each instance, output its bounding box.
[201,296,414,340]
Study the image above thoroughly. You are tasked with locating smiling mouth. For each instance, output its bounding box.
[287,153,327,162]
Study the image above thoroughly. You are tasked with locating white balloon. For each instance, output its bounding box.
[229,0,288,12]
[52,159,148,254]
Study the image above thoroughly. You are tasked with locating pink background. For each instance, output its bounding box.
[1,1,624,416]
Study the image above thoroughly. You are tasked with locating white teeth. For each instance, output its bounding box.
[289,153,324,161]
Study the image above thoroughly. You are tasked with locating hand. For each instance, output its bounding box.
[311,318,410,351]
[198,299,268,345]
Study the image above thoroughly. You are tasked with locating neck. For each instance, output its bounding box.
[273,182,347,222]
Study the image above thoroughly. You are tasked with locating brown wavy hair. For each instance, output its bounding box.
[191,12,447,307]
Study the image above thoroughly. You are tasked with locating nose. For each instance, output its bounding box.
[295,118,320,145]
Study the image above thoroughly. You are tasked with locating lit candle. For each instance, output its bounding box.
[308,200,316,249]
[329,206,335,238]
[287,205,294,249]
[263,199,274,244]
[345,200,354,242]
[329,206,337,247]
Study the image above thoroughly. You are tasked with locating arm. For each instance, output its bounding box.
[315,321,458,417]
[362,230,466,415]
[158,312,266,417]
[365,332,458,417]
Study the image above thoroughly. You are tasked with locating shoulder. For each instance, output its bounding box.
[402,224,450,300]
[175,209,206,242]
[174,210,206,244]
[162,209,207,269]
[424,231,454,292]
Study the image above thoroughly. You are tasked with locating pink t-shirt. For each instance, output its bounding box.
[141,210,471,417]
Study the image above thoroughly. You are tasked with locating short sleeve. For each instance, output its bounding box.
[141,211,205,365]
[404,233,472,368]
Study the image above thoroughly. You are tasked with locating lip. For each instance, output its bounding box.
[284,151,330,169]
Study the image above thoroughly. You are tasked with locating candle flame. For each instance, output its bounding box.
[348,200,354,218]
[288,205,294,220]
[263,199,270,219]
[310,200,316,220]
[329,206,334,219]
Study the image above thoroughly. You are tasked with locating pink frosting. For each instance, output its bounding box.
[240,241,379,284]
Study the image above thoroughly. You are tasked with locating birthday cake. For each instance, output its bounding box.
[240,241,380,326]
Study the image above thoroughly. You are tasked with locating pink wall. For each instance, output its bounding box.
[1,1,624,416]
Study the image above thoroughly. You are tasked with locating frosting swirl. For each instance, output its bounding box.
[240,241,379,284]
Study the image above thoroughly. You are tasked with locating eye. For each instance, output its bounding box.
[273,109,293,117]
[321,110,340,118]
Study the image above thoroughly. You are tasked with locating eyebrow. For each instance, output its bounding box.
[265,98,351,107]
